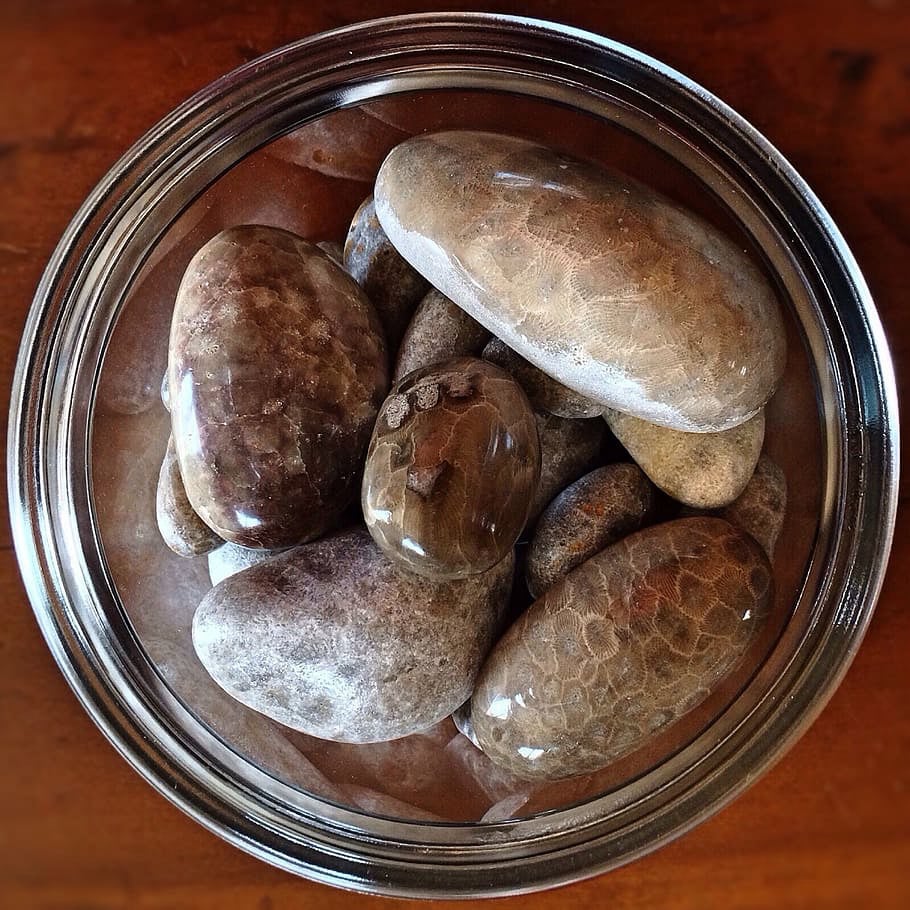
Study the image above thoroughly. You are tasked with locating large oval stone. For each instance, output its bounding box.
[362,357,540,580]
[375,131,786,432]
[169,225,389,548]
[193,528,515,743]
[472,517,772,780]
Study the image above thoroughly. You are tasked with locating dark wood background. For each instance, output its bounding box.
[1,1,908,907]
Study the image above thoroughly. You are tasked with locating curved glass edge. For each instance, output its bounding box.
[8,12,900,898]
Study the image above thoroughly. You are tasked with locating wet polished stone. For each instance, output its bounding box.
[394,289,490,381]
[193,528,515,743]
[605,408,765,508]
[526,464,658,597]
[344,195,429,348]
[375,131,786,431]
[169,225,389,549]
[156,436,222,558]
[482,337,604,419]
[362,357,540,580]
[472,517,772,780]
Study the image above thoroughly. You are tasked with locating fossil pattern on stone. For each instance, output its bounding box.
[363,357,540,580]
[472,517,773,780]
[169,225,388,549]
[375,131,786,431]
[526,463,658,597]
[605,408,765,508]
[193,528,514,742]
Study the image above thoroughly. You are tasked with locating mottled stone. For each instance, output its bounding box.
[526,464,658,597]
[156,436,222,558]
[208,541,288,586]
[683,455,787,559]
[169,225,388,549]
[482,338,604,419]
[375,131,786,431]
[472,518,773,780]
[530,413,606,522]
[605,408,765,508]
[363,357,540,580]
[315,240,344,265]
[193,528,515,743]
[344,195,429,347]
[394,289,490,381]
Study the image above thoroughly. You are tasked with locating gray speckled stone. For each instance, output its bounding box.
[394,289,490,381]
[530,412,606,523]
[604,408,765,509]
[156,436,222,558]
[526,464,657,597]
[344,195,428,347]
[482,338,604,419]
[193,527,515,743]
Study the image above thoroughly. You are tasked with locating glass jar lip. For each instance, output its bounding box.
[7,11,899,898]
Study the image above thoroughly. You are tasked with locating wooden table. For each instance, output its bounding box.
[1,2,907,907]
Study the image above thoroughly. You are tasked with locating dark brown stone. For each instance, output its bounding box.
[169,225,388,548]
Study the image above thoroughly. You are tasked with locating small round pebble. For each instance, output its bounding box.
[344,195,428,347]
[604,408,765,509]
[482,337,604,419]
[394,289,490,381]
[526,464,657,597]
[156,436,222,558]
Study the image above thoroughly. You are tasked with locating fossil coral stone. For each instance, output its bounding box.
[193,528,515,742]
[156,436,222,558]
[605,408,765,509]
[375,131,786,432]
[526,464,657,597]
[530,413,606,523]
[683,454,787,559]
[472,517,773,780]
[362,356,540,580]
[482,337,604,419]
[394,289,490,381]
[344,195,429,347]
[169,225,388,549]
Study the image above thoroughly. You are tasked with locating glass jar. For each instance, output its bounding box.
[8,13,898,898]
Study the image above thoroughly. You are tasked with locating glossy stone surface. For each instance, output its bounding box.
[207,541,289,586]
[526,464,658,597]
[531,413,605,522]
[156,436,222,558]
[482,338,604,419]
[684,455,788,559]
[605,408,765,508]
[193,528,515,742]
[344,195,429,347]
[362,357,540,580]
[375,131,786,431]
[472,517,773,780]
[394,289,490,381]
[169,225,388,549]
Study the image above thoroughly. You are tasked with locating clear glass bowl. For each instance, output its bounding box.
[8,13,899,898]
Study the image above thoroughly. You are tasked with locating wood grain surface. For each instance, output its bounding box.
[1,1,908,907]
